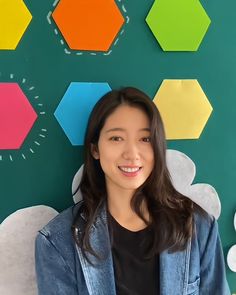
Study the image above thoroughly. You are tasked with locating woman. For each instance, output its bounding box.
[35,87,230,294]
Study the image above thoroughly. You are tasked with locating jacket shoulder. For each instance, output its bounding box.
[39,201,83,241]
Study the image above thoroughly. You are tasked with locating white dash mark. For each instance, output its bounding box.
[9,155,13,161]
[90,53,97,56]
[126,16,130,23]
[41,128,47,132]
[53,0,60,7]
[54,28,58,35]
[30,148,35,153]
[39,134,46,138]
[122,5,127,13]
[114,38,119,46]
[0,155,2,161]
[29,86,35,91]
[47,11,52,24]
[22,154,26,160]
[118,0,121,2]
[22,78,26,83]
[76,52,83,55]
[103,50,112,56]
[37,103,43,106]
[64,48,71,54]
[10,74,14,79]
[34,141,40,146]
[120,29,124,35]
[40,112,46,115]
[60,39,64,45]
[34,95,39,99]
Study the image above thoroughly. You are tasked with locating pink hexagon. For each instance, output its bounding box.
[0,83,37,150]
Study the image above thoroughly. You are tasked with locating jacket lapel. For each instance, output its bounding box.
[159,240,191,295]
[76,205,116,295]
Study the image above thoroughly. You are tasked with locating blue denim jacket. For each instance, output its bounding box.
[35,202,230,295]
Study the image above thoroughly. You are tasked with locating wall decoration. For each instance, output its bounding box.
[48,0,128,55]
[146,0,211,51]
[0,82,37,150]
[0,0,32,50]
[227,213,236,272]
[0,205,58,295]
[54,82,111,145]
[72,150,221,219]
[153,80,213,139]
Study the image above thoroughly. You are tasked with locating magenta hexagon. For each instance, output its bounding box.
[0,83,38,150]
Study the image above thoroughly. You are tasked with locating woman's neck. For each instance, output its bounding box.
[107,188,149,232]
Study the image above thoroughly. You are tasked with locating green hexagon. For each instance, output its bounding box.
[146,0,211,51]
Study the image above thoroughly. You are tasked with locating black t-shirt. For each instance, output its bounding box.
[108,212,159,295]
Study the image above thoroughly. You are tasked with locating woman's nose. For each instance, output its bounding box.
[122,142,140,161]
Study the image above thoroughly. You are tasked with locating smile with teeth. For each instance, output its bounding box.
[118,166,142,173]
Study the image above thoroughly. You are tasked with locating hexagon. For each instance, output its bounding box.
[153,80,213,139]
[0,0,32,50]
[52,0,124,51]
[0,83,38,149]
[146,0,211,51]
[54,82,111,145]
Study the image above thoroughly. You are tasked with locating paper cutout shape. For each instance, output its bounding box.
[227,245,236,272]
[227,212,236,272]
[0,205,58,295]
[72,164,84,203]
[0,0,32,50]
[166,149,221,219]
[54,82,111,145]
[146,0,211,51]
[72,149,221,219]
[52,0,124,51]
[153,80,213,140]
[0,83,38,150]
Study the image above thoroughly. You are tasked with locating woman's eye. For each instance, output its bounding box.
[141,137,151,142]
[110,136,122,141]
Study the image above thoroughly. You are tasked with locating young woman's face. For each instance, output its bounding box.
[92,105,154,196]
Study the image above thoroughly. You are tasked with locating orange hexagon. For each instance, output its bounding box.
[52,0,125,52]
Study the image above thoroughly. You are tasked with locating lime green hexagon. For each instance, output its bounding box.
[0,0,32,50]
[146,0,211,51]
[153,80,213,139]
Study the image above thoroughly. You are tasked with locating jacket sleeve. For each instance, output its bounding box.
[35,232,78,295]
[199,217,231,294]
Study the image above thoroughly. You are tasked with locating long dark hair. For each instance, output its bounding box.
[72,87,197,260]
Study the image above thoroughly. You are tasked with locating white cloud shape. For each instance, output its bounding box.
[72,149,221,219]
[0,205,58,295]
[227,212,236,272]
[166,149,221,219]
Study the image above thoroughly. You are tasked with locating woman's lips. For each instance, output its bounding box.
[118,166,142,177]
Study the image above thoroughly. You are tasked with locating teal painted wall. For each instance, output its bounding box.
[0,0,235,291]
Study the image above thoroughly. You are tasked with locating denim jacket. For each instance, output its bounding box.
[35,201,230,295]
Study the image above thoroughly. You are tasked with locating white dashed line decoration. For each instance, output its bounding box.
[46,0,129,56]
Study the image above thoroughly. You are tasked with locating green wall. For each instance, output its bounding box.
[0,0,235,291]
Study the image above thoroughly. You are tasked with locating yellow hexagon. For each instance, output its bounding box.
[0,0,32,50]
[153,80,213,139]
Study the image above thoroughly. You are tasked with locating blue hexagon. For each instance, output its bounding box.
[54,82,111,145]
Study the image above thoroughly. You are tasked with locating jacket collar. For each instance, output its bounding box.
[75,202,190,295]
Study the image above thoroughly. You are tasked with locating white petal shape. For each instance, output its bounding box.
[234,212,236,231]
[227,245,236,272]
[0,205,58,295]
[185,183,221,219]
[166,149,196,191]
[167,149,221,219]
[72,164,84,203]
[72,150,221,219]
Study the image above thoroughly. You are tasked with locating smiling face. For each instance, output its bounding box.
[91,104,154,198]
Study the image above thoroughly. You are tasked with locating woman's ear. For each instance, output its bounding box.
[91,144,99,159]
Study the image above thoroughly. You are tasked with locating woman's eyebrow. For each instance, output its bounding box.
[105,127,150,133]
